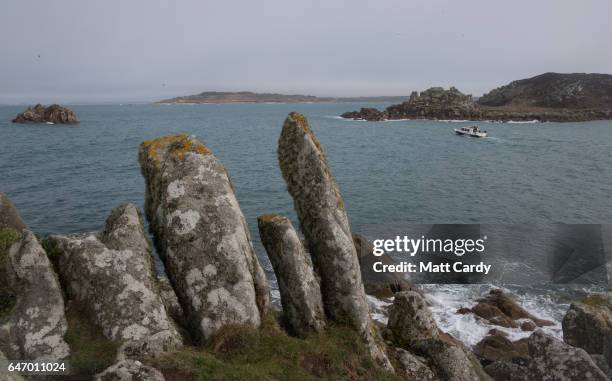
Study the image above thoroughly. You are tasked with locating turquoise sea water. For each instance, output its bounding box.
[2,103,610,344]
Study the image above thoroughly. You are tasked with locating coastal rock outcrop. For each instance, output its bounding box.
[0,230,70,361]
[94,360,165,381]
[353,234,419,298]
[386,291,490,380]
[528,330,608,380]
[467,289,554,329]
[340,108,388,121]
[386,87,478,120]
[562,294,611,357]
[12,104,78,124]
[473,331,529,366]
[47,203,182,356]
[257,214,325,337]
[139,134,269,343]
[277,112,392,370]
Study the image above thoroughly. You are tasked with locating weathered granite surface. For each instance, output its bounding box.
[258,214,325,337]
[0,230,70,361]
[277,112,392,370]
[139,134,269,343]
[47,203,182,356]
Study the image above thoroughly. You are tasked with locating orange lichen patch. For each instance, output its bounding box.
[141,134,210,165]
[257,214,286,224]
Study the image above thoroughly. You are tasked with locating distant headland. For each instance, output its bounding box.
[157,91,410,105]
[341,73,612,122]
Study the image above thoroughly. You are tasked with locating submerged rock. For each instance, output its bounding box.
[12,104,78,124]
[528,330,608,380]
[47,203,182,356]
[562,293,611,356]
[139,134,269,343]
[353,234,419,298]
[0,230,70,361]
[277,112,392,370]
[94,359,165,381]
[257,214,325,337]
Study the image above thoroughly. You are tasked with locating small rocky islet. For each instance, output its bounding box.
[341,72,612,122]
[1,114,611,380]
[12,104,78,124]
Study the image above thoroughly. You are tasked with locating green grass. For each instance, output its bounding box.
[0,227,20,319]
[582,293,611,308]
[63,306,120,376]
[147,315,401,381]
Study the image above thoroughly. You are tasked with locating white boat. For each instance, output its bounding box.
[454,126,487,138]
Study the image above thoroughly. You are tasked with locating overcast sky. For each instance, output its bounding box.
[1,0,611,104]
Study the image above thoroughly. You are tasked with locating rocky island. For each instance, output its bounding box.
[157,91,409,104]
[341,73,612,122]
[12,104,78,124]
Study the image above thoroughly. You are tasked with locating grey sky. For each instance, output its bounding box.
[1,0,611,104]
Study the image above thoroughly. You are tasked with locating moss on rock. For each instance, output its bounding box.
[0,227,19,318]
[146,316,400,381]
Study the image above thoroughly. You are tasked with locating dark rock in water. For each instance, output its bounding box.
[12,104,78,124]
[94,359,165,381]
[0,193,28,231]
[386,291,489,380]
[0,230,70,361]
[139,134,269,343]
[562,294,611,356]
[473,333,529,366]
[520,320,537,332]
[277,112,392,371]
[528,330,608,381]
[353,234,419,298]
[257,214,325,337]
[390,347,437,381]
[340,108,388,121]
[470,289,554,329]
[47,203,183,357]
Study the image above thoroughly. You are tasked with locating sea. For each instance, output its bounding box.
[1,103,611,347]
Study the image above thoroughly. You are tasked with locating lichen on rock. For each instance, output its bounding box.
[139,134,269,343]
[257,214,325,337]
[0,230,70,361]
[277,112,392,371]
[46,203,182,357]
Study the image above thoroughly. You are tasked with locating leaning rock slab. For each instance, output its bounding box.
[0,230,70,361]
[94,360,165,381]
[562,293,611,356]
[277,112,392,370]
[139,134,269,342]
[258,214,325,337]
[528,330,608,381]
[47,203,182,355]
